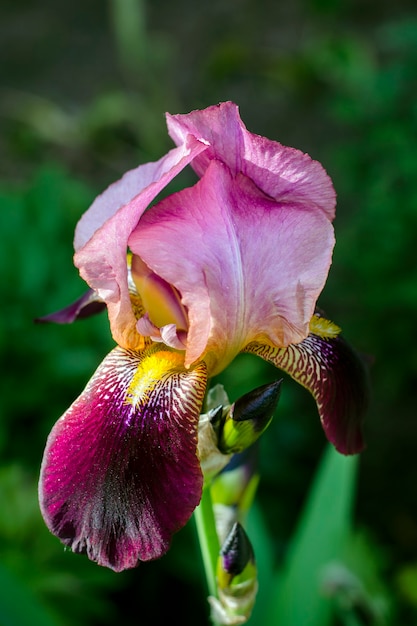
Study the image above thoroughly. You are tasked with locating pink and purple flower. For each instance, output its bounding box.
[39,102,367,572]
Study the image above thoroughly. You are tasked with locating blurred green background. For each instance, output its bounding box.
[1,0,417,624]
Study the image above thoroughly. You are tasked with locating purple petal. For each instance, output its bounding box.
[244,318,368,454]
[129,160,334,373]
[36,289,106,324]
[166,101,336,220]
[39,345,207,571]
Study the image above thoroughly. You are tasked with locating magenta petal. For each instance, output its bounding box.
[167,101,336,220]
[36,289,106,324]
[245,327,369,454]
[39,346,207,571]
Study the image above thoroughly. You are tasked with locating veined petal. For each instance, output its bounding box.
[129,160,334,373]
[39,345,207,571]
[167,101,336,220]
[73,136,207,351]
[243,317,368,454]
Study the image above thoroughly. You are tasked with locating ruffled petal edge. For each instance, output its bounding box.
[39,345,207,571]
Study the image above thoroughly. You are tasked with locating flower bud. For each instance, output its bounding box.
[211,448,259,509]
[218,380,282,454]
[219,522,255,585]
[209,522,258,625]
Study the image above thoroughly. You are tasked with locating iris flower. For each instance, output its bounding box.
[39,102,367,572]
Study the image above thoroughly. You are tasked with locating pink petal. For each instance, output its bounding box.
[159,324,188,350]
[73,137,207,350]
[135,317,186,350]
[167,101,336,220]
[39,345,207,571]
[136,313,160,337]
[244,321,369,454]
[129,160,334,374]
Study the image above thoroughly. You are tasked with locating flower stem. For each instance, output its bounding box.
[194,486,220,601]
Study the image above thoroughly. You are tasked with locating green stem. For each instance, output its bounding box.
[194,486,220,600]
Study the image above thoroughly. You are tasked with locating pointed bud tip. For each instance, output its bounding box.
[232,379,283,426]
[209,405,224,428]
[217,380,282,455]
[220,522,254,577]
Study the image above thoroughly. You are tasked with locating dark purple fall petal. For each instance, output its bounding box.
[36,289,106,324]
[39,345,207,571]
[244,331,369,454]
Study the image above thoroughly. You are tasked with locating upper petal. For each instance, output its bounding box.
[244,316,369,454]
[74,137,207,251]
[129,160,335,373]
[167,101,336,220]
[73,136,207,350]
[39,345,207,571]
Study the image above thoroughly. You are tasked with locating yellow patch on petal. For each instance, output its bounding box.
[125,346,186,407]
[309,314,341,338]
[131,254,188,331]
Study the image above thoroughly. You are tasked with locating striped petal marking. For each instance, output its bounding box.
[39,345,207,571]
[244,315,368,454]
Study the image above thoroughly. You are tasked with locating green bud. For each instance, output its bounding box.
[218,380,282,454]
[211,448,259,509]
[211,449,260,544]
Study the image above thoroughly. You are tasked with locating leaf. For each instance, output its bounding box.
[245,503,275,625]
[268,444,358,626]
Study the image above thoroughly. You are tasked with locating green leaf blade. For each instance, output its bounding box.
[269,444,359,626]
